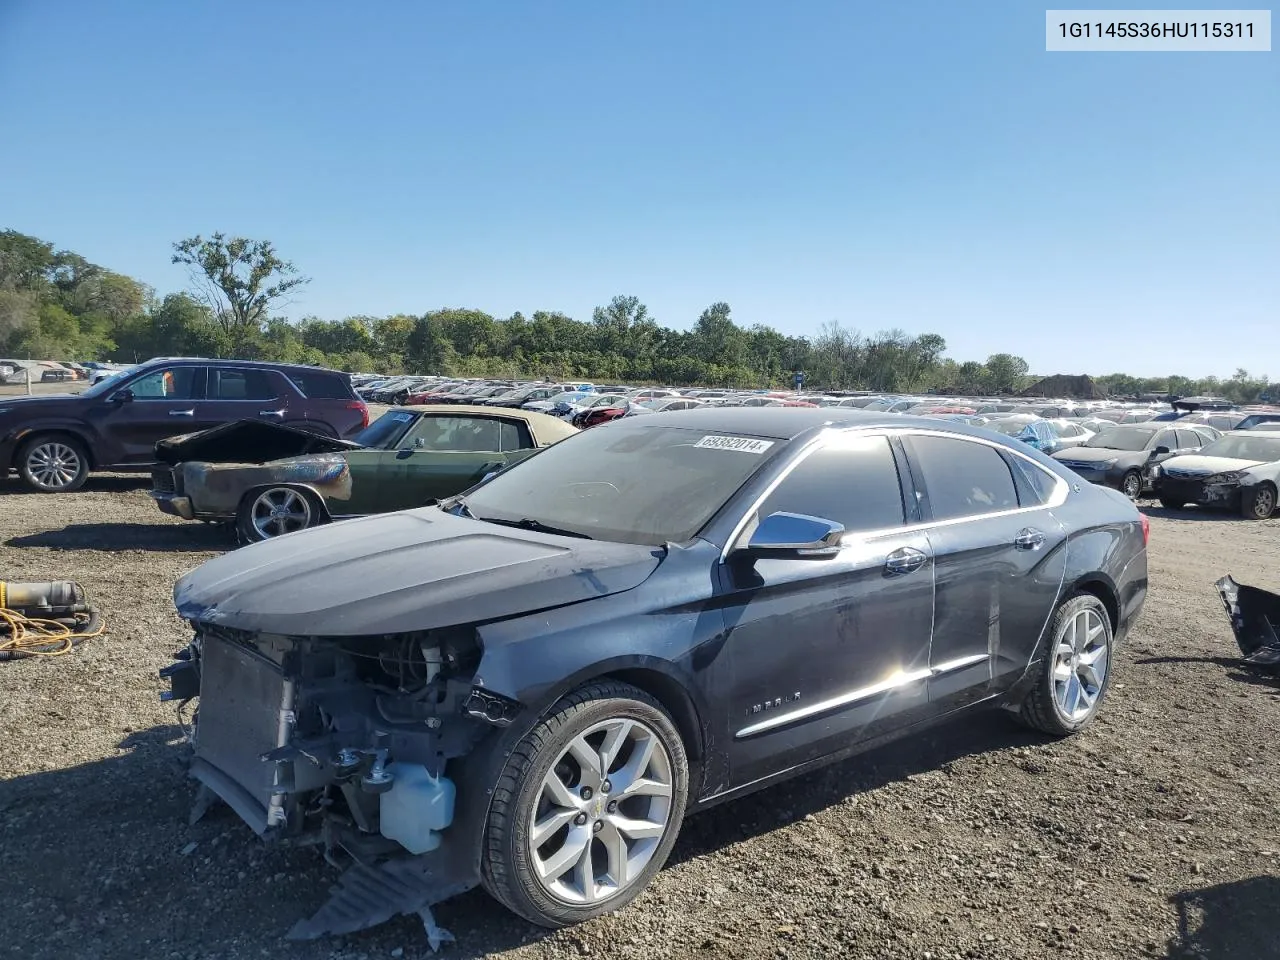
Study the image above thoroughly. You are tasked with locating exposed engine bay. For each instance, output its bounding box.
[161,620,521,945]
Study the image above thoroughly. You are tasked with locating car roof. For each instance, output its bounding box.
[595,406,973,441]
[396,403,579,441]
[136,356,345,375]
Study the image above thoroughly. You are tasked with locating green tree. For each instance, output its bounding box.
[171,233,309,348]
[984,353,1030,393]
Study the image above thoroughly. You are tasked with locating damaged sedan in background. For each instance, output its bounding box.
[160,408,1149,948]
[150,405,577,542]
[1153,431,1280,519]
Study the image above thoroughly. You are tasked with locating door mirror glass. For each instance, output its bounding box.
[1153,445,1170,456]
[111,388,134,403]
[738,511,844,559]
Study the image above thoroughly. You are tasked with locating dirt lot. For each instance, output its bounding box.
[2,469,1279,960]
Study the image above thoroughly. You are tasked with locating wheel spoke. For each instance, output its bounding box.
[597,720,633,774]
[598,820,629,888]
[535,826,589,881]
[1079,663,1103,691]
[566,735,604,787]
[541,771,581,810]
[573,835,597,902]
[532,806,579,847]
[607,813,665,841]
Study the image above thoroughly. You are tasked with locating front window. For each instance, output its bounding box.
[1197,435,1280,463]
[1083,425,1158,451]
[126,367,203,400]
[461,424,785,544]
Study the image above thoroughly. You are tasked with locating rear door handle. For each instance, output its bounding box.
[884,546,928,575]
[168,409,194,416]
[259,409,285,417]
[1014,528,1046,550]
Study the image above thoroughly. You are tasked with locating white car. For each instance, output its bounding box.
[1154,430,1280,519]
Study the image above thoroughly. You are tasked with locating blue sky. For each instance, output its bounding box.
[0,1,1274,378]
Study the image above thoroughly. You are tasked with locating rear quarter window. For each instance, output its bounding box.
[905,435,1020,520]
[286,371,357,400]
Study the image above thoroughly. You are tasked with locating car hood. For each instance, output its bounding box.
[0,393,82,416]
[1054,447,1142,465]
[154,418,362,465]
[1162,454,1261,475]
[173,507,663,635]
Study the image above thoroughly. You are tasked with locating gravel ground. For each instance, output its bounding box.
[2,472,1279,960]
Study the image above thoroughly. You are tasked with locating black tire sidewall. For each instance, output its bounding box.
[491,688,689,927]
[1244,484,1276,520]
[18,434,89,492]
[1121,471,1142,499]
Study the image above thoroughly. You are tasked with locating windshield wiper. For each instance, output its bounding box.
[473,515,593,539]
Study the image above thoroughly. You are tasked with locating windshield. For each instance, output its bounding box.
[1197,435,1280,463]
[985,418,1037,437]
[1084,425,1158,451]
[460,424,785,544]
[543,391,585,404]
[349,410,418,449]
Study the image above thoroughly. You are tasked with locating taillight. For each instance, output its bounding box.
[347,400,369,429]
[1140,513,1150,545]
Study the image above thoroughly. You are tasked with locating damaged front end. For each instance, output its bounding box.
[161,619,521,946]
[1216,575,1280,671]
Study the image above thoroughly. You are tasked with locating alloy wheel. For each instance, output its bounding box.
[1252,487,1276,519]
[1052,607,1109,723]
[26,442,82,490]
[249,488,313,538]
[1121,472,1141,499]
[529,718,674,905]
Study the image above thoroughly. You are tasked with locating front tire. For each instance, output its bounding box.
[481,681,689,928]
[1158,495,1183,510]
[236,486,322,543]
[1120,470,1143,500]
[1015,594,1114,737]
[17,434,90,492]
[1242,483,1277,520]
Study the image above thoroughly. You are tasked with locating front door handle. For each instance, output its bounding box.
[168,409,194,417]
[884,546,927,575]
[1014,528,1046,550]
[259,409,285,417]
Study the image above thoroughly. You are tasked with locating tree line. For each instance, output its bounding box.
[0,228,1271,402]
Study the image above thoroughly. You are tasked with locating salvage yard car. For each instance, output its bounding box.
[0,356,369,492]
[149,405,576,541]
[1154,430,1280,519]
[1052,422,1218,499]
[161,407,1148,942]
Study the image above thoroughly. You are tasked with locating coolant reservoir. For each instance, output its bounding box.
[379,763,456,855]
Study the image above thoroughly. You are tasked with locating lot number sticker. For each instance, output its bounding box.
[694,435,775,454]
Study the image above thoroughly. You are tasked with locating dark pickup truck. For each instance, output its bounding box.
[0,357,368,492]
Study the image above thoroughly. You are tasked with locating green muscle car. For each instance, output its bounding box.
[149,405,578,541]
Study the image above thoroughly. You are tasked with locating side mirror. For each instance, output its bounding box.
[111,388,134,403]
[734,511,844,560]
[1153,445,1170,456]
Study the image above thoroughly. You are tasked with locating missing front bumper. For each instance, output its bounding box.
[1216,575,1280,670]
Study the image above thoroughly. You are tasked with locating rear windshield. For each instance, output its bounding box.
[462,424,785,545]
[286,371,357,399]
[350,411,418,449]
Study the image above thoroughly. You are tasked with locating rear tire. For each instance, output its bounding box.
[1015,594,1114,737]
[236,486,323,543]
[1242,483,1277,520]
[17,434,90,492]
[481,681,689,928]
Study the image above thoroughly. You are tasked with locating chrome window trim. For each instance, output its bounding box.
[719,425,1070,563]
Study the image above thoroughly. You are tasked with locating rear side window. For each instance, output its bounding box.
[210,369,280,401]
[1174,430,1203,449]
[757,435,905,534]
[286,371,356,400]
[497,419,532,451]
[905,436,1019,521]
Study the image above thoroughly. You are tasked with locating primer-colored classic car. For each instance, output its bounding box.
[149,405,578,541]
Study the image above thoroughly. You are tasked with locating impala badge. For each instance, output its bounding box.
[745,692,801,716]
